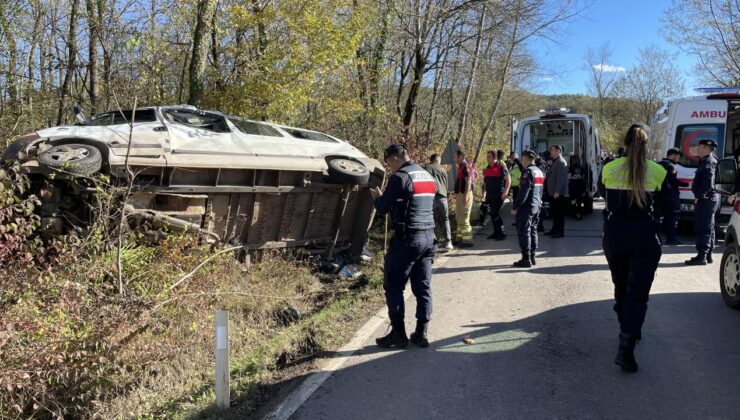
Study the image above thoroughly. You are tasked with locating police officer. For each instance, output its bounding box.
[511,150,544,268]
[371,144,437,348]
[658,148,688,245]
[599,124,666,373]
[483,150,511,240]
[686,139,720,265]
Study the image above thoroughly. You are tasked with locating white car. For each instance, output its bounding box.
[718,158,740,308]
[3,105,385,259]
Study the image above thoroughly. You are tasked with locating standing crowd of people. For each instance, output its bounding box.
[370,125,721,374]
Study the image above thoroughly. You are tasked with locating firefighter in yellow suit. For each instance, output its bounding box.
[453,149,474,248]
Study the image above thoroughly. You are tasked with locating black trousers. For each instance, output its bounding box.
[550,196,566,233]
[695,195,720,255]
[486,196,505,234]
[516,206,540,253]
[384,229,436,324]
[603,233,662,339]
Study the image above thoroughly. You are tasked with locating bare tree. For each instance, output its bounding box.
[614,45,685,124]
[662,0,740,87]
[454,4,486,145]
[56,0,80,124]
[86,0,100,113]
[393,0,461,140]
[584,43,621,121]
[473,0,586,164]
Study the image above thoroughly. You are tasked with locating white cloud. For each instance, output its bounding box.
[541,76,554,82]
[592,64,626,73]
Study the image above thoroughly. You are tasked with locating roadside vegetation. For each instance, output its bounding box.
[1,163,385,418]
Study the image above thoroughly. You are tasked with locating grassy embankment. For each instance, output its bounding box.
[0,165,388,418]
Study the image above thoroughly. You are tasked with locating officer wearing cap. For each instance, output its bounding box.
[658,148,689,245]
[371,144,437,348]
[511,150,544,268]
[686,139,720,265]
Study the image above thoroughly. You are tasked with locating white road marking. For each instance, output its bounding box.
[266,252,453,420]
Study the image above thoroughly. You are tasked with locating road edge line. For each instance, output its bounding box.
[265,252,453,420]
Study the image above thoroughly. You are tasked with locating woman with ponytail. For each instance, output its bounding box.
[598,124,667,373]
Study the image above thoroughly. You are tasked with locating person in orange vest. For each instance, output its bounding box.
[482,150,511,240]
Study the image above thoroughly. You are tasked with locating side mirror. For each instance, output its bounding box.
[716,158,737,194]
[72,102,88,124]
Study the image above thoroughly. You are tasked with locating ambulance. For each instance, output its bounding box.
[648,87,740,219]
[510,108,602,212]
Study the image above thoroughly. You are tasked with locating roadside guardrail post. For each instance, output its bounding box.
[215,310,230,409]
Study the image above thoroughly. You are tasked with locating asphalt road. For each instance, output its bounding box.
[288,201,740,420]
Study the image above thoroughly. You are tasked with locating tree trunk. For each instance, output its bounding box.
[474,21,519,165]
[86,0,99,113]
[57,0,80,125]
[454,5,485,146]
[395,50,411,118]
[8,31,18,106]
[401,43,426,139]
[367,1,390,111]
[425,26,452,140]
[187,0,217,107]
[210,5,220,85]
[97,0,110,110]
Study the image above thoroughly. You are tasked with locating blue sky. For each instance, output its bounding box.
[529,0,699,96]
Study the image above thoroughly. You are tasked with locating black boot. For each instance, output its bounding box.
[513,251,532,268]
[707,252,714,264]
[410,322,429,348]
[614,332,638,372]
[685,254,707,265]
[530,251,537,266]
[376,321,408,349]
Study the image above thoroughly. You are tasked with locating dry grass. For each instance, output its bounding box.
[0,233,385,419]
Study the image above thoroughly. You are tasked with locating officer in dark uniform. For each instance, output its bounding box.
[658,148,689,245]
[483,150,511,240]
[371,144,437,348]
[599,123,667,372]
[511,150,544,268]
[686,139,720,265]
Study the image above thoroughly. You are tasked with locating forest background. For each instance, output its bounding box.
[1,0,736,163]
[0,0,738,418]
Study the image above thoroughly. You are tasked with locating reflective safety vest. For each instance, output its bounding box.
[510,164,522,187]
[600,157,667,233]
[393,163,436,230]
